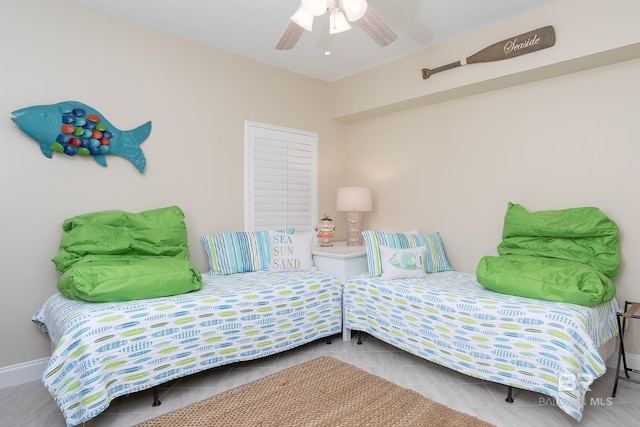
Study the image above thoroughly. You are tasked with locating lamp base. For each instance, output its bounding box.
[346,211,364,246]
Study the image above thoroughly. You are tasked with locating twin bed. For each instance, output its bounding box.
[343,271,618,421]
[32,206,342,426]
[33,269,342,426]
[342,204,620,422]
[32,204,621,425]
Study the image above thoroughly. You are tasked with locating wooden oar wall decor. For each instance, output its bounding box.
[422,26,556,80]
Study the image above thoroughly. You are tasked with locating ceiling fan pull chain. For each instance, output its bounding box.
[325,20,331,55]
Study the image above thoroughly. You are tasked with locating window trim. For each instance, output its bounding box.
[244,120,318,232]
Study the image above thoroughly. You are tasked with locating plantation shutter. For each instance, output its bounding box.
[245,121,318,233]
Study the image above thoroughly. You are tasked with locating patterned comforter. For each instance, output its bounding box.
[343,271,618,421]
[33,269,342,426]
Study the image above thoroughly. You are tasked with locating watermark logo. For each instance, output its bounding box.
[538,396,613,406]
[587,397,614,406]
[558,373,592,393]
[537,373,613,407]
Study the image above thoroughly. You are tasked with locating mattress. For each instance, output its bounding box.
[343,271,619,421]
[33,269,342,426]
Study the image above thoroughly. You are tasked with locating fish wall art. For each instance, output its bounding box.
[11,101,151,173]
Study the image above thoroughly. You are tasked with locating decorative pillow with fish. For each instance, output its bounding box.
[380,245,428,279]
[362,230,453,277]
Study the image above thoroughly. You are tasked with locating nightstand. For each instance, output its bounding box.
[312,241,368,284]
[312,241,368,341]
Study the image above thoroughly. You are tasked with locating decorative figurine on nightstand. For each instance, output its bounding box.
[315,213,335,247]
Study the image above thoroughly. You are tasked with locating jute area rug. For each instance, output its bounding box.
[134,356,495,427]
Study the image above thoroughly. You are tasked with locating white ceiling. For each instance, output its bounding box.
[66,0,560,82]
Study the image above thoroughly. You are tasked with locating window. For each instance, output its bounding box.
[244,121,318,233]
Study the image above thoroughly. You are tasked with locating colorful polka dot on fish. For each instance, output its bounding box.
[51,108,112,156]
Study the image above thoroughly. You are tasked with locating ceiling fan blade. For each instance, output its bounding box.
[276,21,305,50]
[355,7,398,47]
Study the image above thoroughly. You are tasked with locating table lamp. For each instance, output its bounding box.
[336,186,372,246]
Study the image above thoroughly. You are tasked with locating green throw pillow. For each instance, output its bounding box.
[58,257,202,302]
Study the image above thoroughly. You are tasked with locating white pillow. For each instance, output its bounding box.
[379,245,427,280]
[268,232,314,272]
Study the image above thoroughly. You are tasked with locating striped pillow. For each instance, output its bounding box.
[201,228,294,275]
[362,230,452,276]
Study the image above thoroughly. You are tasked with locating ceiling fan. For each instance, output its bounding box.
[276,0,397,50]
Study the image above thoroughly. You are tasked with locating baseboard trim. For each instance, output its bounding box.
[606,351,640,370]
[0,358,48,389]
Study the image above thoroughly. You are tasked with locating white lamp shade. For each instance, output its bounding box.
[336,187,372,212]
[340,0,368,22]
[291,6,315,31]
[301,0,328,16]
[329,8,351,34]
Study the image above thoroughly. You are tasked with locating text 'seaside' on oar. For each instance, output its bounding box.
[422,26,556,80]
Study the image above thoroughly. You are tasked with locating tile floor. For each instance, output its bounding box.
[1,333,639,427]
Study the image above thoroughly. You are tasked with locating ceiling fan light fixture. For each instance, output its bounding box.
[276,0,396,51]
[340,0,368,22]
[301,0,328,16]
[291,5,315,31]
[329,8,351,34]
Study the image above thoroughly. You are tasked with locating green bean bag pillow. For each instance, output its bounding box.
[57,257,202,303]
[52,205,202,302]
[476,203,620,306]
[476,255,614,306]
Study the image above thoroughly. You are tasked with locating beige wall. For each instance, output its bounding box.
[351,59,640,352]
[348,57,639,286]
[0,0,347,368]
[331,0,640,121]
[341,0,640,353]
[2,0,639,372]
